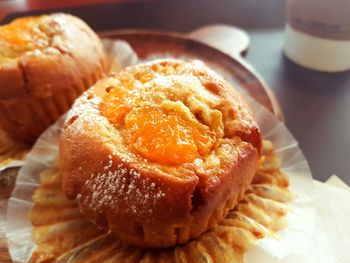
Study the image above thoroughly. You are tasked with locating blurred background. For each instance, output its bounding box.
[0,0,286,30]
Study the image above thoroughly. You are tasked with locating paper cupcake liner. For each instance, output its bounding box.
[25,139,291,263]
[0,59,106,144]
[5,104,315,263]
[0,130,29,263]
[4,40,316,262]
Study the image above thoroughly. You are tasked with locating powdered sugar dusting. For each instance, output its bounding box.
[103,155,113,171]
[82,162,166,217]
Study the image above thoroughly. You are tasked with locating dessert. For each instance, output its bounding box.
[60,59,261,248]
[0,13,107,143]
[30,140,291,262]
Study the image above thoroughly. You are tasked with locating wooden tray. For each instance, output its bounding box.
[100,25,283,120]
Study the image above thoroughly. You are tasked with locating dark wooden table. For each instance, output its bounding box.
[246,31,350,184]
[2,0,349,184]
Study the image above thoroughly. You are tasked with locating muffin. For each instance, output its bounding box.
[60,59,261,248]
[0,13,107,143]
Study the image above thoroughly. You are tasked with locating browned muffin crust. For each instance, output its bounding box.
[60,59,261,248]
[0,13,108,143]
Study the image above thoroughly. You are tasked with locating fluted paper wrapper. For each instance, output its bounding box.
[5,40,317,262]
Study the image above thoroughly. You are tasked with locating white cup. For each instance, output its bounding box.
[284,0,350,72]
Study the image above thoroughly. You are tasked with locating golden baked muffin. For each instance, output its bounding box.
[60,59,261,248]
[0,13,107,143]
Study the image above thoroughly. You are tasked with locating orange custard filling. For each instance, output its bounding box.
[99,83,215,165]
[0,16,48,53]
[124,107,214,165]
[99,87,133,125]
